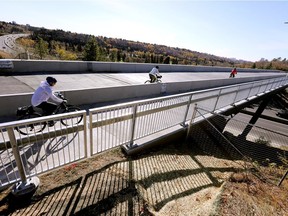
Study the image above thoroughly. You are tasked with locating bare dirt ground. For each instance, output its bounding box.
[0,141,287,216]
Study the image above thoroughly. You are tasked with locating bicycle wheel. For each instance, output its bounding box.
[60,106,83,126]
[15,113,46,135]
[144,80,151,84]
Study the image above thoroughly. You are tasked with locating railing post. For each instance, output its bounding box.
[264,79,272,92]
[180,94,193,127]
[256,81,261,95]
[89,111,94,156]
[247,82,254,99]
[7,127,27,183]
[272,78,277,89]
[186,103,198,140]
[232,86,240,105]
[83,113,88,158]
[272,78,278,89]
[213,89,222,111]
[259,80,266,94]
[190,103,198,125]
[7,127,39,198]
[129,104,138,148]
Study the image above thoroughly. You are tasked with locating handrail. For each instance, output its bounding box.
[0,76,287,190]
[0,110,87,189]
[89,76,287,113]
[89,76,288,155]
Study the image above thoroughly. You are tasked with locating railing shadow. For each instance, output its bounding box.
[187,119,288,187]
[131,144,238,211]
[1,177,82,216]
[0,130,80,188]
[22,132,79,171]
[228,132,288,166]
[1,142,241,215]
[188,119,288,167]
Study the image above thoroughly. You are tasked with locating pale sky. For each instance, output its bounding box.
[2,0,288,62]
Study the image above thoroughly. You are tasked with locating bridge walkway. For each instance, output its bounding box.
[0,71,283,95]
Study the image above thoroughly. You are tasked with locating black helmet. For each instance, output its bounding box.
[46,76,57,85]
[156,66,159,69]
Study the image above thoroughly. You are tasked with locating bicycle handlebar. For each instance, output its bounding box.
[54,92,67,100]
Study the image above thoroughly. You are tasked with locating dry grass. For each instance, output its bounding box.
[217,171,288,216]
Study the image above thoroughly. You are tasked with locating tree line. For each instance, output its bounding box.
[28,27,223,66]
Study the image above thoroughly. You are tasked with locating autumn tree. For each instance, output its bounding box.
[109,48,118,62]
[17,37,35,58]
[18,38,35,50]
[163,56,170,64]
[35,37,48,59]
[83,36,99,61]
[55,46,77,60]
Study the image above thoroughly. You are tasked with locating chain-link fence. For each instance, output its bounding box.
[187,106,288,186]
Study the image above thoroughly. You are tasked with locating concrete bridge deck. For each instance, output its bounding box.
[0,70,286,123]
[0,71,284,95]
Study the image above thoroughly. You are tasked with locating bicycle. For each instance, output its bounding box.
[15,92,83,135]
[144,75,162,84]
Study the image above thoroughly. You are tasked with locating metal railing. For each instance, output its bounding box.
[0,76,287,190]
[89,76,288,155]
[0,110,87,188]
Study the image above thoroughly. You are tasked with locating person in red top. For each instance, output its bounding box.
[230,67,237,78]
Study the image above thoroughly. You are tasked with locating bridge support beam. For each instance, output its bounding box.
[239,97,270,138]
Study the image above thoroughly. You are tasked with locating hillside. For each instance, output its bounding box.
[0,21,244,66]
[1,20,288,71]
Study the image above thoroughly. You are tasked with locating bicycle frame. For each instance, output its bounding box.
[15,93,83,135]
[145,76,162,84]
[53,102,69,114]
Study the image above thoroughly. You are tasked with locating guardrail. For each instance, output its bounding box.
[0,111,87,189]
[7,59,282,73]
[89,76,288,155]
[0,76,287,191]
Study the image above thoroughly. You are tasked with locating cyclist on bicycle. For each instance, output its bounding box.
[149,66,162,83]
[31,77,66,120]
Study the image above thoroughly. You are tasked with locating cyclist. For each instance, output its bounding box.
[31,77,66,125]
[149,66,162,83]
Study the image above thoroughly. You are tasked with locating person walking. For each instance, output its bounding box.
[230,67,237,78]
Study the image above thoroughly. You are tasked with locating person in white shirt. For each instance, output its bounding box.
[149,66,161,83]
[31,77,64,116]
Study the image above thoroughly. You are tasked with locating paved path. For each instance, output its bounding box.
[0,34,29,57]
[0,71,283,95]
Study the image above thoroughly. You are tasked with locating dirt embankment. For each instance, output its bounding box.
[0,143,287,216]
